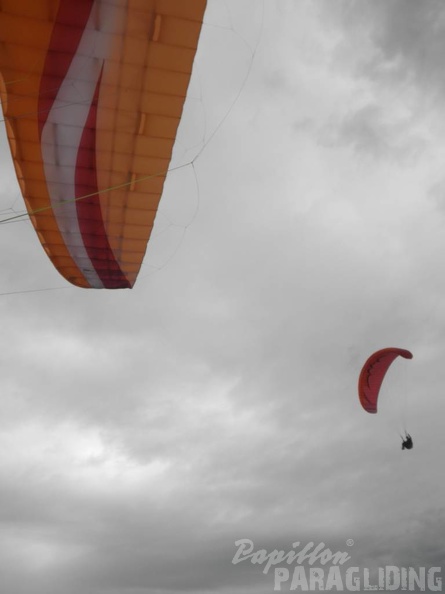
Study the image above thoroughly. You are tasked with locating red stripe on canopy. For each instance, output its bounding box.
[75,68,131,289]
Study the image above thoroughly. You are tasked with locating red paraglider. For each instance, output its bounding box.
[358,348,413,414]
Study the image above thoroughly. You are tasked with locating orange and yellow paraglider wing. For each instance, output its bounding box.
[0,0,207,288]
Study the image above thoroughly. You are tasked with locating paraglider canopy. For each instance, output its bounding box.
[358,347,413,414]
[0,0,207,289]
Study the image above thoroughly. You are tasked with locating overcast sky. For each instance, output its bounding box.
[1,1,445,593]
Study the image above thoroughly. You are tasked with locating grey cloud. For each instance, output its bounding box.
[324,103,426,161]
[325,0,445,99]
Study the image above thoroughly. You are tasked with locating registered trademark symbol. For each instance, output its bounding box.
[346,539,354,547]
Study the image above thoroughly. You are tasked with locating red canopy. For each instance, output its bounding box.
[358,348,413,413]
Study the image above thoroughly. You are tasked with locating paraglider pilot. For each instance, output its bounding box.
[401,433,413,450]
